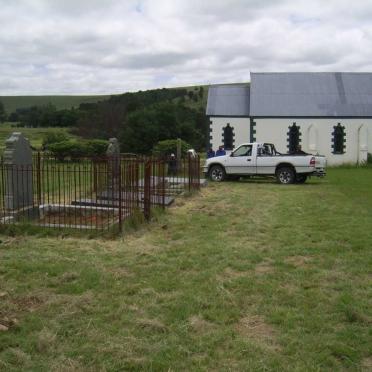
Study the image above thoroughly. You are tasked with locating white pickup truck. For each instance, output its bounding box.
[204,143,326,184]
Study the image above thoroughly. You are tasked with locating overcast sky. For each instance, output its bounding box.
[1,0,372,95]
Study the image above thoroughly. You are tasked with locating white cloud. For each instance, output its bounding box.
[0,0,372,94]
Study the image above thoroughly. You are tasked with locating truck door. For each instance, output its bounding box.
[225,144,256,175]
[256,143,277,174]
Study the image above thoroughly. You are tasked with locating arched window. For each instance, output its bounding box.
[287,123,301,153]
[332,123,346,154]
[222,123,234,150]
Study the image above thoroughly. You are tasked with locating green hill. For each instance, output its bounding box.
[0,95,111,113]
[0,83,251,115]
[0,85,210,114]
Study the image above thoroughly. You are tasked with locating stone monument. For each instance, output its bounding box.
[106,138,120,193]
[4,132,33,210]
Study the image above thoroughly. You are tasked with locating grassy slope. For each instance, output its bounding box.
[0,95,111,112]
[1,169,371,370]
[0,124,76,152]
[0,85,211,114]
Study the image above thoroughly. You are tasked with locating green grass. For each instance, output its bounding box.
[0,124,77,152]
[0,169,371,370]
[0,95,111,113]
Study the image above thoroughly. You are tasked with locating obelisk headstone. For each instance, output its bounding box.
[4,132,33,210]
[106,138,120,196]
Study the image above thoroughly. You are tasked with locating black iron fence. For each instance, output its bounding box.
[0,153,201,232]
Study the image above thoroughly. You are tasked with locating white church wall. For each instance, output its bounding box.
[209,117,250,152]
[254,118,372,165]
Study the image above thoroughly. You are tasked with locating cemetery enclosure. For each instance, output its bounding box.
[0,153,201,232]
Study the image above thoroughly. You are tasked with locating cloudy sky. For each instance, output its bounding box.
[1,0,372,95]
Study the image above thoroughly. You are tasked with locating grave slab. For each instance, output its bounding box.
[3,132,33,210]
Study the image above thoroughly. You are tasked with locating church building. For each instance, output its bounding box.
[206,72,372,165]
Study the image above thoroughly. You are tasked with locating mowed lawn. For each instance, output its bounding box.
[0,168,371,370]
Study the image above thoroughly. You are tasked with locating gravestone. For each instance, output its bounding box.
[106,138,121,195]
[4,132,33,210]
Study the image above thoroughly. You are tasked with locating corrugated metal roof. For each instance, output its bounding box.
[250,72,372,117]
[206,85,250,116]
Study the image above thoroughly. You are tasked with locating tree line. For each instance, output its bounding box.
[0,86,208,154]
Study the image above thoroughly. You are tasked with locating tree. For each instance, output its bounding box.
[0,100,6,123]
[152,139,191,156]
[199,86,204,99]
[8,112,19,122]
[119,102,206,154]
[75,102,127,139]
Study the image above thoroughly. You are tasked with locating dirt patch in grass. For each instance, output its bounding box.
[105,266,133,280]
[285,255,312,267]
[50,357,85,372]
[189,315,214,334]
[280,282,298,294]
[36,328,57,353]
[0,293,47,331]
[254,261,274,275]
[46,292,96,319]
[361,357,372,370]
[218,267,250,282]
[124,235,164,254]
[0,316,19,331]
[136,318,168,333]
[11,294,46,313]
[58,271,79,283]
[236,315,280,350]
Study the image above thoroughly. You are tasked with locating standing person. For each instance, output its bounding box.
[215,146,226,157]
[207,147,215,158]
[187,149,197,158]
[168,153,177,176]
[295,145,307,155]
[290,145,307,155]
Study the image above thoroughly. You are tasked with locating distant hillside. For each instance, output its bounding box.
[0,95,112,113]
[0,85,209,114]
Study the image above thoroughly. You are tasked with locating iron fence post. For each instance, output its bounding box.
[118,156,123,232]
[161,160,165,209]
[188,153,191,192]
[36,151,41,206]
[143,159,151,221]
[197,155,201,190]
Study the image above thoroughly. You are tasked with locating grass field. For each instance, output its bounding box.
[0,169,371,370]
[0,96,111,113]
[0,124,76,152]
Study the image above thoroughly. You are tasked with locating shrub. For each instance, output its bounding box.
[367,153,372,164]
[84,139,108,157]
[47,139,108,160]
[47,141,77,161]
[152,139,191,157]
[42,131,69,150]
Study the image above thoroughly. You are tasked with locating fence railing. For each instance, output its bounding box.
[0,153,201,232]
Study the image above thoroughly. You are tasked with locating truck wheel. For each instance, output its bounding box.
[296,174,307,184]
[209,165,226,182]
[276,167,295,184]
